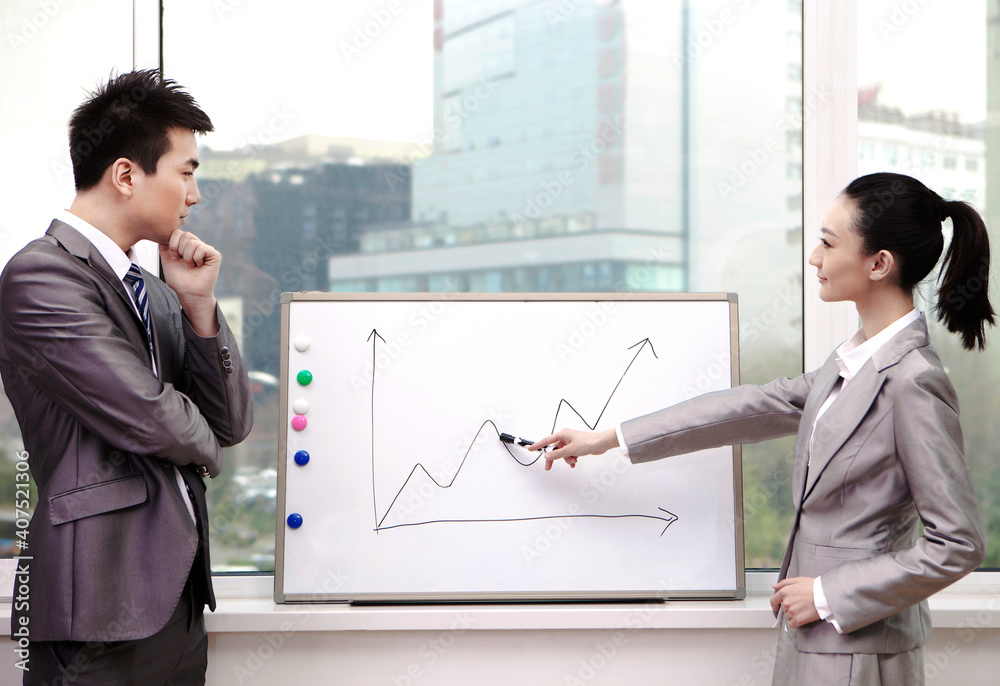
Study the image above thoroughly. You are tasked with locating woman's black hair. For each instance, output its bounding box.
[842,172,995,351]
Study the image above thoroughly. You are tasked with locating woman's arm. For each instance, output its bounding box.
[531,371,818,469]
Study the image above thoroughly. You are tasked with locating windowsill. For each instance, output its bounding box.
[4,571,998,636]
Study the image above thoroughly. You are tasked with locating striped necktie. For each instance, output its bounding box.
[124,264,196,519]
[123,263,154,360]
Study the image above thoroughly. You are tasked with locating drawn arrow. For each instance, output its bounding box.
[548,338,658,434]
[376,507,679,536]
[368,329,386,532]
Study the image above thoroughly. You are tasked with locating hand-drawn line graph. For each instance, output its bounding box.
[367,330,678,536]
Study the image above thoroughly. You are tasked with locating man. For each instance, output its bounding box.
[0,69,254,684]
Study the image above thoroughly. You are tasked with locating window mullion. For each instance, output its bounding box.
[802,0,860,370]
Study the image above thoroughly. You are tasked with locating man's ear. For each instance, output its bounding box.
[110,158,136,199]
[870,249,895,282]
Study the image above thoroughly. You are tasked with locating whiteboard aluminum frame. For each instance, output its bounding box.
[275,292,744,604]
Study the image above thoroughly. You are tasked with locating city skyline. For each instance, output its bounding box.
[165,0,987,154]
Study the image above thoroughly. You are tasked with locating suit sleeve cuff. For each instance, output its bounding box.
[814,576,844,634]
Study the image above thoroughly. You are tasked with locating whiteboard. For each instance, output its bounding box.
[274,293,744,602]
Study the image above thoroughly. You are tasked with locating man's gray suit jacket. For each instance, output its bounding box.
[0,220,254,642]
[621,314,984,655]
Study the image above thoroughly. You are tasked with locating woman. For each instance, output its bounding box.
[529,172,993,684]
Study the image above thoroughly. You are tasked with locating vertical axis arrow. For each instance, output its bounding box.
[368,329,385,533]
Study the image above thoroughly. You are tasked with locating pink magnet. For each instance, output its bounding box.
[291,415,307,431]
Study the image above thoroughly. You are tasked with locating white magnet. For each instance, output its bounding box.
[294,336,311,352]
[293,399,310,415]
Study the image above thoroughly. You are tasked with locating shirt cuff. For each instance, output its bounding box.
[813,576,844,634]
[615,424,630,460]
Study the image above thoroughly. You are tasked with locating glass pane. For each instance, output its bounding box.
[0,0,133,558]
[858,1,997,566]
[165,0,803,572]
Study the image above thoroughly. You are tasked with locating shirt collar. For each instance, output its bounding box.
[57,209,136,282]
[835,308,920,382]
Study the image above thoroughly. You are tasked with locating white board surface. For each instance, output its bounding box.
[275,293,744,602]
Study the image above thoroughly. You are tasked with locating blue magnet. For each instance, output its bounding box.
[294,450,310,466]
[287,513,303,529]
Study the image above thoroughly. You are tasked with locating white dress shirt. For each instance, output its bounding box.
[56,210,198,524]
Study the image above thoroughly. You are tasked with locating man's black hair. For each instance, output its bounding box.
[69,69,214,191]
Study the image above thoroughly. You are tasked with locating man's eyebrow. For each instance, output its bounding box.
[820,227,837,238]
[185,158,200,170]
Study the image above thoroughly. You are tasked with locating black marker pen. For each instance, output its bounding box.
[499,432,554,451]
[499,432,534,447]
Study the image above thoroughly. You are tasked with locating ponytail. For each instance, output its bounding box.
[934,200,996,351]
[843,173,996,351]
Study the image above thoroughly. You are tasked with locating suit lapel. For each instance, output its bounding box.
[46,221,152,362]
[48,221,131,305]
[794,314,931,507]
[802,364,885,502]
[791,359,840,509]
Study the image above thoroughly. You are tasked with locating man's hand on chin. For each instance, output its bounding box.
[159,229,220,337]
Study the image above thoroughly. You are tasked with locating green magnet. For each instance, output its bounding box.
[296,369,313,386]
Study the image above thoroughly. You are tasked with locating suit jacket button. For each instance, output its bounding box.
[220,347,230,357]
[225,367,233,376]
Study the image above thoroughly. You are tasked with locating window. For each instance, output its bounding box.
[0,0,134,558]
[859,0,998,565]
[2,1,804,573]
[161,0,804,571]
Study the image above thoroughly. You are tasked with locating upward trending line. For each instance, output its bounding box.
[548,338,658,434]
[368,333,658,531]
[374,419,536,530]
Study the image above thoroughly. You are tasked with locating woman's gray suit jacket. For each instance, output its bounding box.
[621,314,984,655]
